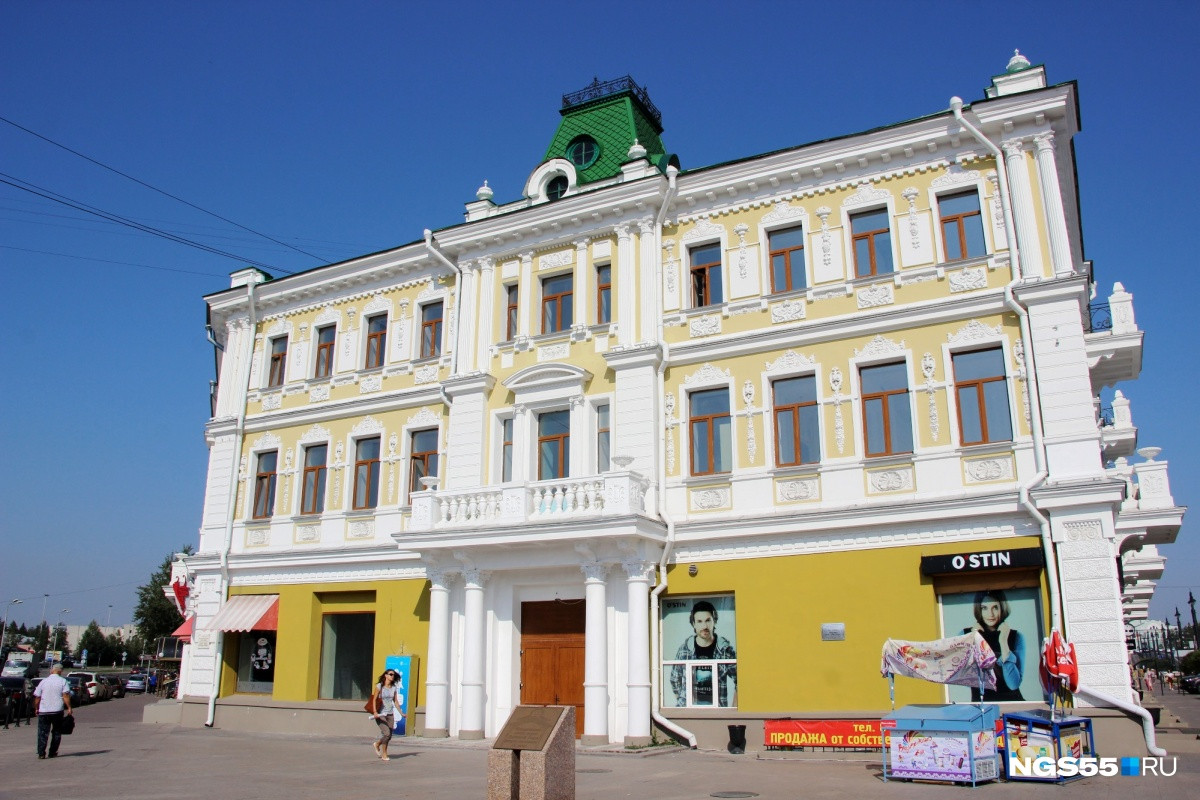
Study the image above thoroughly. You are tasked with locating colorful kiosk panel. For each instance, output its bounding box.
[882,704,1000,785]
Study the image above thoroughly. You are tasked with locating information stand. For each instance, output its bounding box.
[487,705,575,800]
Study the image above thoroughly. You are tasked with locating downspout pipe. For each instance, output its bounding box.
[207,278,259,727]
[952,99,1163,755]
[646,167,695,747]
[423,229,463,378]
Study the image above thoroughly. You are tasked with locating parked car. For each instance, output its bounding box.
[59,656,75,668]
[1182,674,1200,694]
[124,674,147,694]
[67,671,109,701]
[101,674,125,698]
[65,675,90,706]
[1,676,34,728]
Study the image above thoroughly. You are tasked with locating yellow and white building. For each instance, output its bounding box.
[171,58,1183,751]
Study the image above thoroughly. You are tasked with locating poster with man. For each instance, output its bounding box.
[941,586,1042,703]
[661,593,737,708]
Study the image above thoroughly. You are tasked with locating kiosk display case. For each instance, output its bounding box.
[1002,709,1095,783]
[882,704,1000,786]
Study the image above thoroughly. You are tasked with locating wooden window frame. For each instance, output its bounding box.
[541,274,573,334]
[420,302,443,359]
[596,264,611,324]
[300,444,327,515]
[252,451,278,519]
[768,226,806,293]
[537,410,570,480]
[689,388,731,476]
[352,437,381,510]
[267,336,288,387]
[939,190,985,261]
[690,244,722,308]
[952,347,1011,446]
[850,209,893,278]
[860,362,912,457]
[364,314,387,370]
[772,376,819,467]
[505,284,519,341]
[314,325,336,379]
[407,429,439,504]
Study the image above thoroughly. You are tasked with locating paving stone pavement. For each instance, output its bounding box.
[2,693,1199,799]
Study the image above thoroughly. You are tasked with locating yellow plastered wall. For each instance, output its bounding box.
[222,579,429,702]
[665,536,1047,712]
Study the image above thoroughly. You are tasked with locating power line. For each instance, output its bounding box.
[0,114,327,262]
[0,245,234,279]
[0,172,293,274]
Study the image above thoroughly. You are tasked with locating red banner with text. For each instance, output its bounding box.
[764,719,884,749]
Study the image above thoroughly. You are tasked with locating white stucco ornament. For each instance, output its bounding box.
[476,180,493,201]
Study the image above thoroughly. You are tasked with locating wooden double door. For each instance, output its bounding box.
[519,600,585,737]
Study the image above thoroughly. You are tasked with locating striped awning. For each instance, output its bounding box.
[203,595,280,632]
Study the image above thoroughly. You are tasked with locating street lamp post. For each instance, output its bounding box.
[1,599,22,647]
[1176,608,1185,654]
[1189,591,1198,650]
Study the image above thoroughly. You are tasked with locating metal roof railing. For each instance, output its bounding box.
[562,75,662,129]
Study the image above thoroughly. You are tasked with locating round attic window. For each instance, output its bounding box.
[566,135,599,169]
[546,175,569,200]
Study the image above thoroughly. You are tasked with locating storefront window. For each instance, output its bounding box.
[660,593,738,708]
[941,587,1042,703]
[236,631,275,693]
[319,612,375,700]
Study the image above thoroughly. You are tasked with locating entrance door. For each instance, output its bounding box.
[520,600,585,737]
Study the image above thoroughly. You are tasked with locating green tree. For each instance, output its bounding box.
[50,623,69,657]
[1180,650,1200,675]
[78,621,107,666]
[133,546,192,644]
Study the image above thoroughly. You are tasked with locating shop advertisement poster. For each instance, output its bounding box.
[890,729,997,781]
[660,593,737,708]
[941,586,1043,703]
[383,655,413,735]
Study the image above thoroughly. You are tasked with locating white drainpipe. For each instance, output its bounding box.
[207,277,259,727]
[646,167,696,747]
[423,229,462,378]
[951,98,1163,756]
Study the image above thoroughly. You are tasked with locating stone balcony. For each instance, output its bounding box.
[1097,389,1137,463]
[1111,447,1184,548]
[1086,282,1143,389]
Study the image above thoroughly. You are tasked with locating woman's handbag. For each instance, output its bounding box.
[363,692,381,715]
[60,714,76,735]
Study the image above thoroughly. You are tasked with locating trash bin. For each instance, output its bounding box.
[727,724,747,754]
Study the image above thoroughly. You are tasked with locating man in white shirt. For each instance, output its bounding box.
[33,663,72,759]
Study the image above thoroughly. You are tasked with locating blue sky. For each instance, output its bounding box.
[2,1,1196,636]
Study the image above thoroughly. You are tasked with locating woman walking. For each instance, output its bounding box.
[369,669,400,761]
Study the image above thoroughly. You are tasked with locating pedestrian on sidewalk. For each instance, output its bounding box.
[368,669,402,761]
[32,663,72,759]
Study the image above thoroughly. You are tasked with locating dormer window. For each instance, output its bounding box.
[546,175,569,200]
[566,135,599,169]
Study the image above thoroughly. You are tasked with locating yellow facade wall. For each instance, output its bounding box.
[664,536,1047,712]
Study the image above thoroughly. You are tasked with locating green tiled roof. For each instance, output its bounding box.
[542,79,671,185]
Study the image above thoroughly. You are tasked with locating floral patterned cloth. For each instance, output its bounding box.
[880,632,997,689]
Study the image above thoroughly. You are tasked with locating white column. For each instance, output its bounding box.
[422,566,453,737]
[637,218,656,344]
[615,224,636,346]
[512,404,530,483]
[517,252,533,338]
[459,566,489,739]
[1001,139,1044,280]
[573,239,588,329]
[1032,132,1075,276]
[568,394,586,478]
[475,258,495,366]
[581,562,610,745]
[454,264,477,373]
[623,559,654,746]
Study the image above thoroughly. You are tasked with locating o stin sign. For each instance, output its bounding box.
[765,719,883,749]
[920,547,1043,576]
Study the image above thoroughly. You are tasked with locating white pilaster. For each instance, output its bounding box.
[573,240,588,328]
[569,394,586,478]
[423,565,453,737]
[581,561,610,745]
[637,218,656,343]
[455,265,477,373]
[1002,139,1045,280]
[615,225,636,345]
[459,565,489,739]
[1032,132,1075,276]
[517,252,533,338]
[512,404,530,483]
[475,258,495,364]
[623,559,654,746]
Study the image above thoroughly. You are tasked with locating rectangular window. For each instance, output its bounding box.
[314,325,336,378]
[235,630,276,693]
[690,243,723,307]
[851,209,894,278]
[939,191,987,261]
[505,284,519,340]
[596,264,612,324]
[501,417,514,482]
[252,451,278,519]
[364,314,387,369]
[420,302,443,359]
[860,362,913,457]
[538,410,570,480]
[773,376,820,466]
[318,612,375,700]
[352,437,381,510]
[300,444,327,515]
[690,388,731,475]
[596,403,610,472]
[662,592,738,709]
[953,348,1013,445]
[769,226,806,293]
[541,274,573,333]
[267,336,288,387]
[408,429,439,503]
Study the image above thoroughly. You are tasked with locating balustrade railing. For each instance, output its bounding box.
[1087,302,1113,333]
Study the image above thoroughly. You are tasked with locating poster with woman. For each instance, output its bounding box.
[660,593,737,708]
[941,587,1042,702]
